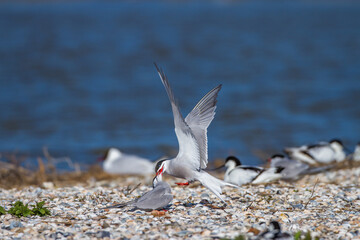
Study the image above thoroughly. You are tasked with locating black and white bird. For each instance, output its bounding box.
[268,154,333,181]
[256,221,293,240]
[153,64,237,203]
[284,139,346,165]
[222,156,284,186]
[103,177,173,211]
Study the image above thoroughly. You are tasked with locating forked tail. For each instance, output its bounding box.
[197,171,239,203]
[101,200,135,209]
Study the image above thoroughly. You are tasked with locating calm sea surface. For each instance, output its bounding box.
[0,1,359,170]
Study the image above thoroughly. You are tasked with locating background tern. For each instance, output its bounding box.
[268,154,333,181]
[349,143,360,162]
[99,148,154,175]
[153,63,237,203]
[104,177,173,211]
[284,139,346,165]
[221,156,284,186]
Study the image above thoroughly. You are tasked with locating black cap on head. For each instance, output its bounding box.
[330,139,343,146]
[97,149,110,162]
[225,156,242,166]
[152,176,158,188]
[271,154,285,159]
[154,159,167,173]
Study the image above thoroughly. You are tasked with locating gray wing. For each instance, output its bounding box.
[271,158,309,180]
[184,85,222,169]
[301,165,334,175]
[134,183,173,210]
[155,64,201,170]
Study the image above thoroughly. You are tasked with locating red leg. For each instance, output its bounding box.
[175,182,189,186]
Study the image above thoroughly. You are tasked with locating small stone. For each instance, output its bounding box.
[102,222,110,228]
[9,221,23,230]
[96,231,110,238]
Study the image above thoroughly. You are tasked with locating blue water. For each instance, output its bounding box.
[0,1,359,170]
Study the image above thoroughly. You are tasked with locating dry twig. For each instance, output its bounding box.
[304,178,319,209]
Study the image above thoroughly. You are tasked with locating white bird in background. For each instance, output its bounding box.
[100,148,154,175]
[284,139,346,165]
[104,177,173,211]
[153,63,237,203]
[268,154,333,181]
[351,143,360,162]
[222,156,284,185]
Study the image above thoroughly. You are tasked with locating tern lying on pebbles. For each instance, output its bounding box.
[284,139,346,165]
[268,154,333,181]
[99,148,154,175]
[153,63,238,203]
[103,178,173,211]
[218,156,284,186]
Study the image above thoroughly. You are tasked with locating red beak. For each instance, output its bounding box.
[156,166,164,176]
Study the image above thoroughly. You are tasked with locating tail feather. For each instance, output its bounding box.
[102,201,135,209]
[197,171,239,203]
[301,165,334,175]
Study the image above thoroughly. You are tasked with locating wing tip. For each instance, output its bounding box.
[153,62,160,73]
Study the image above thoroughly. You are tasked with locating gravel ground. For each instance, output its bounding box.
[0,167,359,240]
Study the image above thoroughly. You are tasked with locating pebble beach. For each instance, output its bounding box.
[0,166,359,240]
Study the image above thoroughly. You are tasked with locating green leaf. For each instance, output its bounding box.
[0,206,6,215]
[294,231,302,240]
[8,201,36,217]
[234,235,246,240]
[31,201,51,217]
[305,231,312,240]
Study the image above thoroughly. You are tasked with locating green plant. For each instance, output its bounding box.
[8,201,34,217]
[294,231,302,240]
[234,235,246,240]
[220,235,246,240]
[0,206,6,215]
[7,201,51,218]
[294,231,320,240]
[31,201,51,217]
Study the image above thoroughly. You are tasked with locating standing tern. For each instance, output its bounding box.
[222,156,284,186]
[104,177,173,211]
[153,63,237,203]
[99,148,154,175]
[284,139,346,165]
